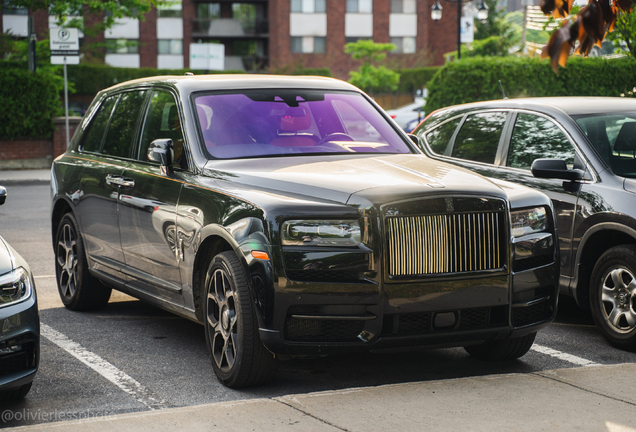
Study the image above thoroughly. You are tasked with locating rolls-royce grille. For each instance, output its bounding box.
[387,212,505,277]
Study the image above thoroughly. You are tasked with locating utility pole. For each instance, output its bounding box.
[27,15,37,73]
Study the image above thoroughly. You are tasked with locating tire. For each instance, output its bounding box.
[203,251,278,388]
[55,213,111,311]
[464,332,536,361]
[589,245,636,350]
[0,382,32,402]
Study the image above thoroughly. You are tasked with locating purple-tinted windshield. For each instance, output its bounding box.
[194,90,412,159]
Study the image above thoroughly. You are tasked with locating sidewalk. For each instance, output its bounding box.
[5,363,636,432]
[0,169,51,185]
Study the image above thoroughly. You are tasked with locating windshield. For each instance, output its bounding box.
[193,90,412,159]
[574,112,636,178]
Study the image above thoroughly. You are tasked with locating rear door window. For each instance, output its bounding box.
[452,112,507,164]
[507,113,575,170]
[102,90,147,158]
[81,96,118,153]
[423,117,461,155]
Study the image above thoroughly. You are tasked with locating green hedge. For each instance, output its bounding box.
[0,68,62,139]
[425,57,636,113]
[396,66,441,93]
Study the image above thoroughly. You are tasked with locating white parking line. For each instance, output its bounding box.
[41,323,168,410]
[531,344,601,366]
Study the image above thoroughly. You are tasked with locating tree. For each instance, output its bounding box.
[606,8,636,57]
[344,40,400,93]
[541,0,636,72]
[464,0,515,58]
[474,0,512,40]
[6,0,170,31]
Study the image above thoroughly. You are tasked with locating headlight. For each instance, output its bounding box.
[282,220,361,247]
[0,267,33,308]
[510,207,548,237]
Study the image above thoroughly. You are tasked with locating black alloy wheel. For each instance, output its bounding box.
[203,251,278,388]
[590,245,636,350]
[55,213,111,311]
[464,332,536,361]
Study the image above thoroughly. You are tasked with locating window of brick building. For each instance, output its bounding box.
[346,0,372,13]
[391,0,417,13]
[291,0,326,13]
[291,36,325,53]
[105,39,139,54]
[158,39,183,55]
[158,0,182,18]
[391,37,416,53]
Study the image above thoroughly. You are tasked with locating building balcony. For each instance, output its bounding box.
[192,18,268,37]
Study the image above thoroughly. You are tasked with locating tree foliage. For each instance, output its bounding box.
[606,8,636,57]
[540,0,636,72]
[6,0,170,31]
[464,0,516,58]
[474,0,512,39]
[345,40,400,93]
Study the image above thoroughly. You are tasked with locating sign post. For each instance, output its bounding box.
[50,28,80,148]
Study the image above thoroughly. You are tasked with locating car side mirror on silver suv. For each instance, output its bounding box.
[147,139,174,175]
[0,186,6,205]
[531,158,585,181]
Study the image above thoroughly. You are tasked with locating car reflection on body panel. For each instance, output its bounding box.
[51,75,559,388]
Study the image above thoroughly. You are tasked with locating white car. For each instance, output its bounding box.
[386,96,426,131]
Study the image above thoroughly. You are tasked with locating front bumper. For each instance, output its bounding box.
[258,261,558,356]
[0,292,40,392]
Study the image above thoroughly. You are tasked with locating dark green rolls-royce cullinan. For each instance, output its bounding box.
[51,75,558,388]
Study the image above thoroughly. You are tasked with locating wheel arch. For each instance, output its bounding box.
[573,222,636,309]
[51,197,73,249]
[191,225,252,323]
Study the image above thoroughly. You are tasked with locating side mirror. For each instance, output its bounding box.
[531,158,585,181]
[0,186,6,205]
[148,139,174,175]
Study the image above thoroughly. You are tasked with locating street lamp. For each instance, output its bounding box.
[431,0,488,60]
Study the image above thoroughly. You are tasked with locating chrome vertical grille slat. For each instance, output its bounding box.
[387,211,504,277]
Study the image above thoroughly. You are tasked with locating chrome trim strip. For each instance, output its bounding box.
[387,211,504,277]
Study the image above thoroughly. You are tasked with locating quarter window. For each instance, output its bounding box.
[81,96,118,153]
[423,118,461,155]
[508,113,574,170]
[102,91,147,158]
[452,112,507,164]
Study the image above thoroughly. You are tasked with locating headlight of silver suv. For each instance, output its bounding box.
[0,267,33,307]
[281,220,361,247]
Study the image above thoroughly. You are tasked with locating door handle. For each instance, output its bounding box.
[106,174,135,188]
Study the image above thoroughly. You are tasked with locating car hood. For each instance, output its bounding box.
[0,235,14,274]
[203,154,512,206]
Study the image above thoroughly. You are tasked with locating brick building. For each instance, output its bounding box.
[2,0,458,79]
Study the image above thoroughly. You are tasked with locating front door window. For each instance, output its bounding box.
[507,113,575,170]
